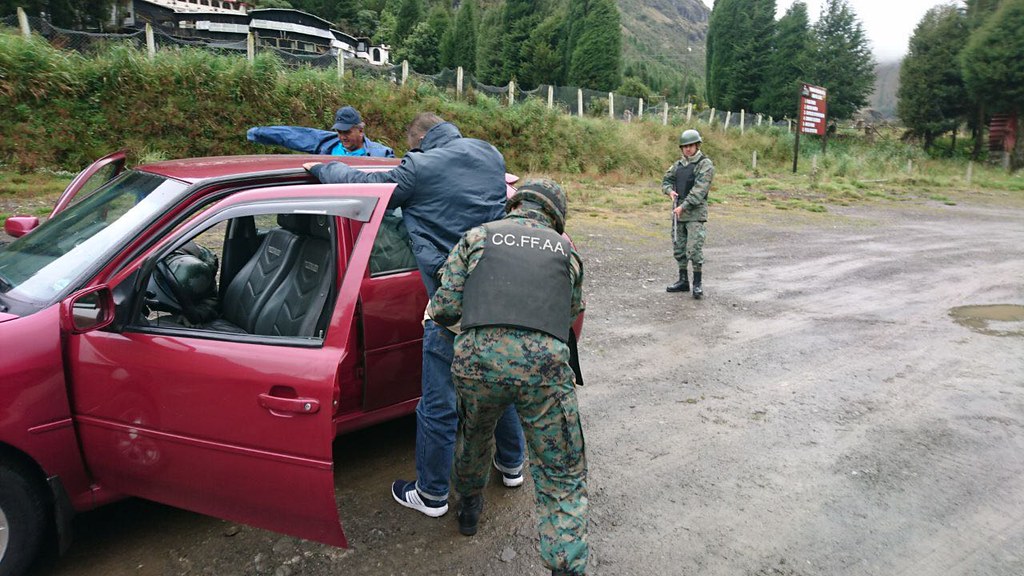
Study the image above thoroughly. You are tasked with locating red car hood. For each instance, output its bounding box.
[0,312,18,323]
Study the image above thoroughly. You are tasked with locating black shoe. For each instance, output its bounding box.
[551,570,583,576]
[457,494,483,536]
[692,271,703,299]
[666,269,689,293]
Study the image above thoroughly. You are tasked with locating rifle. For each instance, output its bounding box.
[672,194,678,243]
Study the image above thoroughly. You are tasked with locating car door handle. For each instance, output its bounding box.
[258,393,321,415]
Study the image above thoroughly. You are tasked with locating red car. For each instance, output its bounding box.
[0,152,584,576]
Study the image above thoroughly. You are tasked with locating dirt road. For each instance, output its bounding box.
[28,192,1024,576]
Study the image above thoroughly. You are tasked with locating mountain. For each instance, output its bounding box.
[618,0,710,78]
[869,60,901,120]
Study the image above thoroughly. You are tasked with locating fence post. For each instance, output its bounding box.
[639,98,644,118]
[757,113,763,127]
[740,109,745,134]
[663,104,668,126]
[547,85,553,109]
[686,102,693,124]
[509,80,515,106]
[247,32,255,62]
[753,150,758,171]
[788,118,792,133]
[456,67,463,99]
[966,161,973,184]
[17,7,30,38]
[577,89,583,118]
[145,23,156,59]
[401,60,409,85]
[724,111,731,132]
[608,92,614,119]
[709,108,715,126]
[337,51,344,79]
[769,115,773,126]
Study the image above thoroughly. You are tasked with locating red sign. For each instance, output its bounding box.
[798,83,827,136]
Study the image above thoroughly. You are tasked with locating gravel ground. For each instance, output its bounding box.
[23,189,1024,576]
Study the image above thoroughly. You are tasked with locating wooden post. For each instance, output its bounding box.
[788,119,792,134]
[547,85,553,109]
[724,111,731,132]
[663,104,669,126]
[337,51,344,79]
[577,89,583,118]
[457,67,463,99]
[757,113,763,127]
[906,159,913,174]
[966,161,974,184]
[146,23,156,59]
[402,60,409,85]
[709,108,716,126]
[740,109,745,134]
[753,150,758,171]
[17,7,30,38]
[608,92,614,119]
[509,80,515,106]
[639,98,644,118]
[769,115,773,126]
[686,102,693,124]
[247,32,255,62]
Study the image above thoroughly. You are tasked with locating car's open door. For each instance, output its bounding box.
[62,183,394,548]
[51,149,128,217]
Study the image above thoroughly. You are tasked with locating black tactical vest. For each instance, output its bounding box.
[675,161,697,203]
[461,220,573,342]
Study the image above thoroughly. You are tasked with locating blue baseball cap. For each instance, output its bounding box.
[332,106,362,131]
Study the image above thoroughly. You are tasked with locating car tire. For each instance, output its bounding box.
[0,461,47,576]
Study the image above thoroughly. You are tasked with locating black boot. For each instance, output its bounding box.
[666,268,690,293]
[457,494,483,536]
[692,270,703,299]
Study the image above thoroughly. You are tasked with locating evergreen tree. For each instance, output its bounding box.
[807,0,875,120]
[963,0,1002,158]
[755,1,812,119]
[392,20,439,74]
[393,0,423,50]
[897,5,968,151]
[500,0,540,87]
[567,0,621,91]
[705,0,775,111]
[5,0,114,28]
[962,0,1024,170]
[475,7,505,85]
[520,11,568,87]
[448,0,478,75]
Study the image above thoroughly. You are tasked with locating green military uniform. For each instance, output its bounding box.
[662,149,714,273]
[429,197,588,575]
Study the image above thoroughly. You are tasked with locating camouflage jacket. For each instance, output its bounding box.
[428,207,585,384]
[661,150,714,222]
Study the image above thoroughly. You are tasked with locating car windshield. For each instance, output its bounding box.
[0,170,187,305]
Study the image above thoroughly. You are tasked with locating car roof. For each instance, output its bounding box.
[135,154,401,184]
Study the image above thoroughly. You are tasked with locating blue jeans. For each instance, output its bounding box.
[415,320,525,501]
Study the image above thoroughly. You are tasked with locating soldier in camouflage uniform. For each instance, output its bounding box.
[428,179,588,576]
[662,129,715,299]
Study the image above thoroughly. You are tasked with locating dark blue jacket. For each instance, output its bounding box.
[310,122,506,295]
[247,126,394,157]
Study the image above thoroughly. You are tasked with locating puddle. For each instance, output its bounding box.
[949,304,1024,337]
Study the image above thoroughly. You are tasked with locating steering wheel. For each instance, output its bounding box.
[154,258,204,325]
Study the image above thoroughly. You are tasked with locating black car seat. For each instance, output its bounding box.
[207,214,305,333]
[252,214,336,338]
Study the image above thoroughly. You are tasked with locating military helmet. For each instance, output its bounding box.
[679,129,703,146]
[507,178,567,233]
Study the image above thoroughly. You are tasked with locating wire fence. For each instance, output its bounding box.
[3,12,793,132]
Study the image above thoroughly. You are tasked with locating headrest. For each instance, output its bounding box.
[277,213,311,235]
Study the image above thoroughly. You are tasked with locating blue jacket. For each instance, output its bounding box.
[247,125,395,157]
[309,122,507,295]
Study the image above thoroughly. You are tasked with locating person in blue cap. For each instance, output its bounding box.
[247,105,395,157]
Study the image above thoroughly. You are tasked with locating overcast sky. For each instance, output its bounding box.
[699,0,960,63]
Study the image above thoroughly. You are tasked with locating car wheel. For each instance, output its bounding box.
[0,461,46,576]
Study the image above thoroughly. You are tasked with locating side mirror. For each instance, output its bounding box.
[60,286,115,334]
[4,216,40,238]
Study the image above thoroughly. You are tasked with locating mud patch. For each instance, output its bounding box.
[949,304,1024,337]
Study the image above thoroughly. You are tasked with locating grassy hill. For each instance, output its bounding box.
[618,0,710,82]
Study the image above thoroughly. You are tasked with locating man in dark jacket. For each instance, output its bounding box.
[303,112,526,518]
[247,105,394,157]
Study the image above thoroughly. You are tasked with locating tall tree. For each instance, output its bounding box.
[807,0,875,120]
[755,1,812,119]
[447,0,478,75]
[962,0,1024,170]
[897,5,968,151]
[474,7,505,85]
[567,0,621,91]
[500,0,540,86]
[519,11,568,87]
[392,0,423,51]
[705,0,775,111]
[963,0,1002,158]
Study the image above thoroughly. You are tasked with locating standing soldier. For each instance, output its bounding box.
[663,129,714,298]
[428,179,589,576]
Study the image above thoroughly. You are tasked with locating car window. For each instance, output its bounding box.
[131,211,339,345]
[369,208,416,277]
[0,171,186,304]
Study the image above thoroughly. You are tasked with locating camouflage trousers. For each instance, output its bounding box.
[672,219,706,271]
[454,372,589,574]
